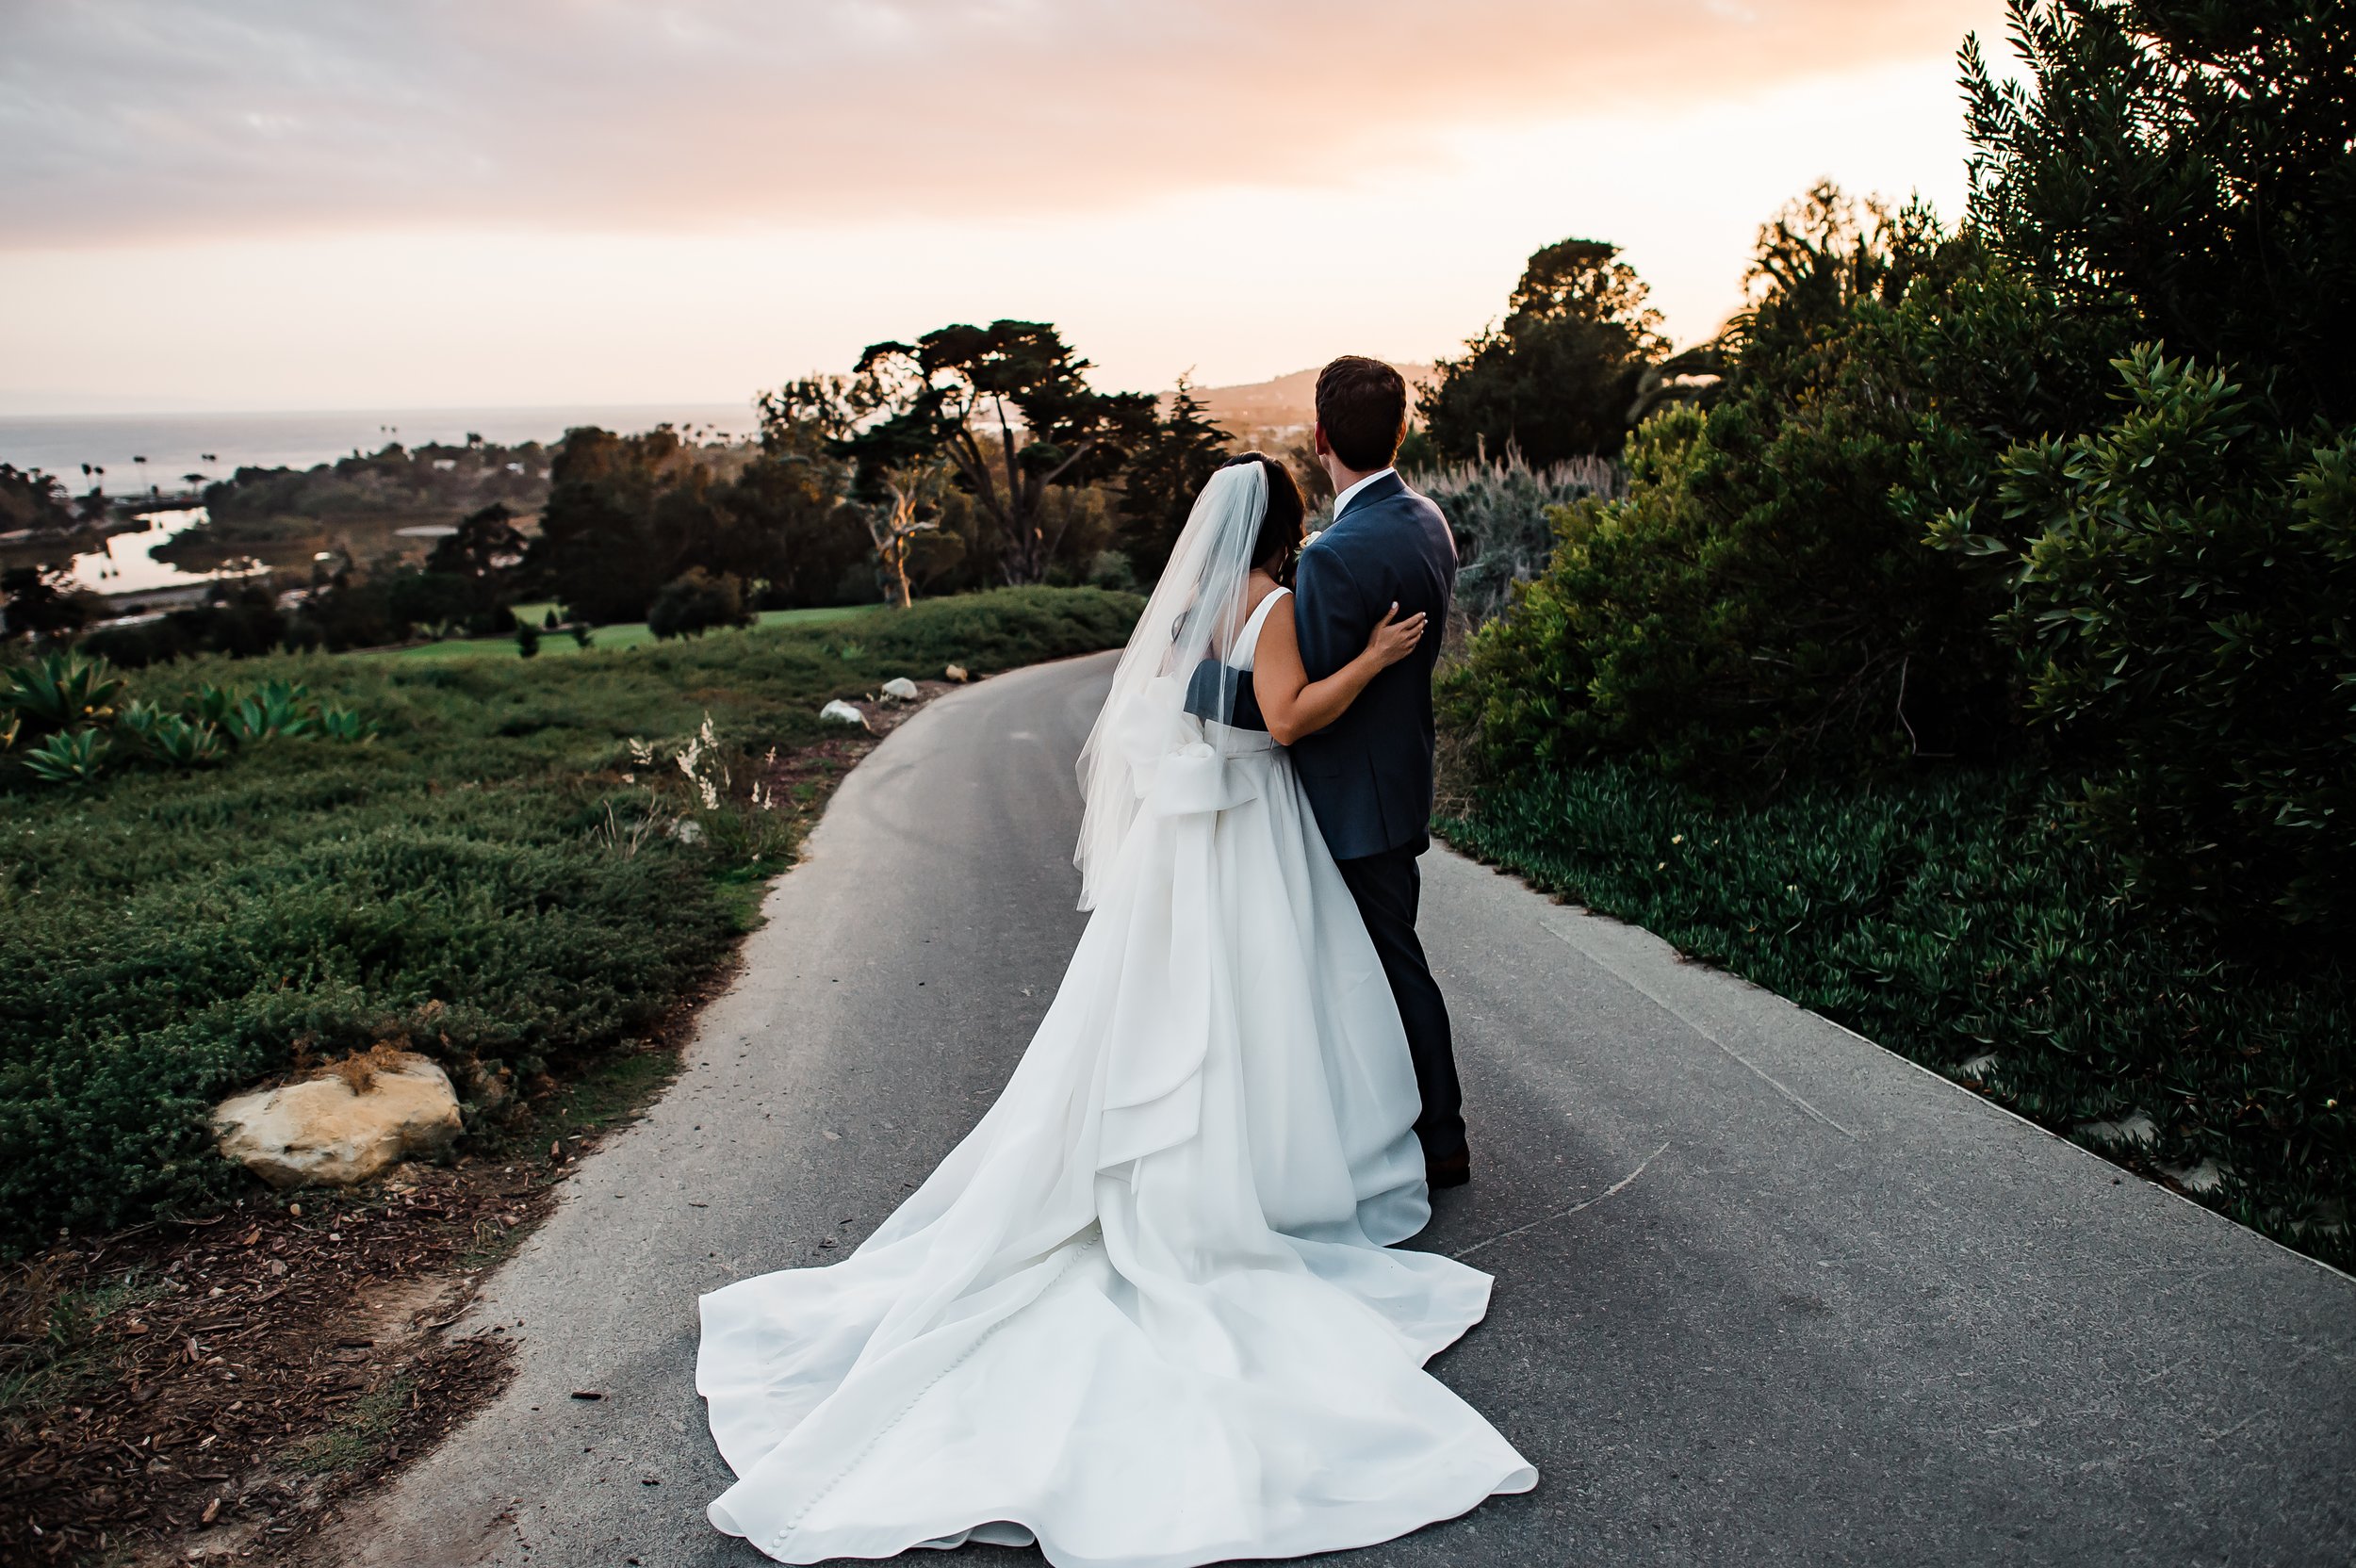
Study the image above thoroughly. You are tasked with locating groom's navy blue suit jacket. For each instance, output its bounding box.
[1291,472,1457,861]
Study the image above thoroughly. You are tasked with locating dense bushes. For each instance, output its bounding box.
[1432,0,2354,1260]
[0,587,1138,1256]
[1936,350,2356,928]
[1440,769,2353,1267]
[1443,196,2130,787]
[1959,0,2356,432]
[1445,3,2356,925]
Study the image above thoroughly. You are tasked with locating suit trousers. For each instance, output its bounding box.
[1334,845,1466,1161]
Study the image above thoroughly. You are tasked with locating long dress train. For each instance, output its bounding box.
[698,589,1536,1566]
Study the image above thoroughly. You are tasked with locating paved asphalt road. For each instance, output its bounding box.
[338,652,2356,1568]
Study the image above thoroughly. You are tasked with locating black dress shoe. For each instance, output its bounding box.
[1425,1148,1472,1188]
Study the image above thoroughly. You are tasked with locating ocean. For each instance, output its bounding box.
[0,402,759,488]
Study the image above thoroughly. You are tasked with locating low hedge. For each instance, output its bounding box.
[0,587,1139,1256]
[1438,764,2353,1269]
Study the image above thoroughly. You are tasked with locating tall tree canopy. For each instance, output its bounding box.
[1417,239,1672,465]
[0,465,76,534]
[846,320,1157,583]
[1962,0,2356,425]
[525,424,864,623]
[1117,378,1233,580]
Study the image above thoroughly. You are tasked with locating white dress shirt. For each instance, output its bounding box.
[1330,466,1397,522]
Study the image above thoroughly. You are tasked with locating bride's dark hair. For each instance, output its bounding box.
[1224,451,1306,585]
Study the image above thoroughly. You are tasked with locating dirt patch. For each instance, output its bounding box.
[0,1033,703,1568]
[761,677,959,799]
[0,680,972,1568]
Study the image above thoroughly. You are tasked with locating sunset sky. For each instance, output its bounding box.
[1,0,2015,416]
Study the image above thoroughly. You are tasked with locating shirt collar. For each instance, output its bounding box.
[1330,466,1397,521]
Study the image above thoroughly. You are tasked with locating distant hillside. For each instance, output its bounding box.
[1176,364,1436,433]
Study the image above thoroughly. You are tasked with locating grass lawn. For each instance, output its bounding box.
[0,587,1141,1257]
[375,604,867,661]
[1438,764,2354,1269]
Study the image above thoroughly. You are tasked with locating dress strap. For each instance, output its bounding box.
[1234,587,1291,669]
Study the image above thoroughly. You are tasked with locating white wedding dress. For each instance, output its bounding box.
[699,578,1536,1565]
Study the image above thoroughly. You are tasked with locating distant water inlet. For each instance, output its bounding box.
[67,509,267,596]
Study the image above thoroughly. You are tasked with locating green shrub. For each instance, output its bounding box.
[1961,0,2356,431]
[1439,765,2354,1267]
[646,566,755,640]
[1441,204,2128,787]
[1935,349,2356,929]
[0,587,1138,1255]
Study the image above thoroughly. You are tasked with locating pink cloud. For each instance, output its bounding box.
[3,0,1993,245]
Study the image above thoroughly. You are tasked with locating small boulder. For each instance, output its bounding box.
[819,698,868,729]
[879,677,920,702]
[943,664,970,683]
[214,1054,462,1188]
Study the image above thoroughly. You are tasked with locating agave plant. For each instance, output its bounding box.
[188,682,241,730]
[121,702,227,768]
[117,698,163,744]
[227,679,316,744]
[2,651,125,736]
[20,727,110,785]
[314,704,377,743]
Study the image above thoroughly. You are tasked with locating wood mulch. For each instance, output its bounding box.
[0,677,970,1568]
[2,1143,540,1565]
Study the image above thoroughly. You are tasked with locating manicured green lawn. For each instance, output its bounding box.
[375,604,867,661]
[0,588,1141,1256]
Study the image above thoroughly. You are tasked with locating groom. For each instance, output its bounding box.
[1291,357,1470,1188]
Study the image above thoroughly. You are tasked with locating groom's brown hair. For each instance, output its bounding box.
[1314,357,1408,472]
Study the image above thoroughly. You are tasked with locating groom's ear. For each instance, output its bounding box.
[1312,420,1331,458]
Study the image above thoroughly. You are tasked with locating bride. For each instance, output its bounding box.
[698,454,1537,1565]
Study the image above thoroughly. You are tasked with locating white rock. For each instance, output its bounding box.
[214,1054,462,1188]
[819,698,869,728]
[943,664,970,683]
[2160,1158,2229,1195]
[880,677,920,702]
[2074,1110,2158,1148]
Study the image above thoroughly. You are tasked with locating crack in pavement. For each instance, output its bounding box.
[1451,1142,1673,1262]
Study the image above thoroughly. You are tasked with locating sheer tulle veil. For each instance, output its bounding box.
[1072,459,1267,909]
